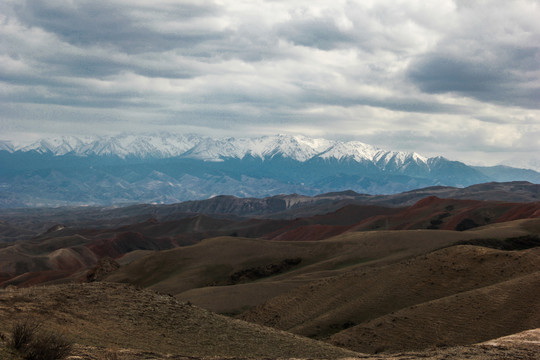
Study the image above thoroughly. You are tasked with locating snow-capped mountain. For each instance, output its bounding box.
[2,133,430,167]
[13,134,204,159]
[0,141,14,152]
[182,135,335,162]
[20,136,91,155]
[1,133,539,208]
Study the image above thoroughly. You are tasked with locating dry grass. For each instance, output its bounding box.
[105,220,533,315]
[241,245,540,339]
[0,282,358,359]
[10,320,38,350]
[328,271,540,353]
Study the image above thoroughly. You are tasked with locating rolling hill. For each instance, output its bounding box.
[2,192,540,290]
[0,282,358,359]
[0,282,538,359]
[1,184,540,357]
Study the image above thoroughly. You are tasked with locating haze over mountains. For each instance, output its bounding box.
[1,133,540,208]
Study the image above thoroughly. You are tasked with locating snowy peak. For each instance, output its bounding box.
[181,135,334,162]
[0,140,14,152]
[373,151,429,171]
[84,134,203,158]
[12,134,204,159]
[183,136,245,162]
[318,141,380,162]
[6,133,433,170]
[254,135,333,162]
[20,136,91,155]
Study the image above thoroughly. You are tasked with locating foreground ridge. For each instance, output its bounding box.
[0,282,358,359]
[0,282,538,359]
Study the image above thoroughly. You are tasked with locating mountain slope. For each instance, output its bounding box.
[330,270,540,353]
[0,283,537,360]
[0,282,358,359]
[240,237,540,339]
[104,218,537,314]
[2,133,538,207]
[1,181,539,243]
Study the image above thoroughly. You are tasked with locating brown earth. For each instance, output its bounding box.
[0,282,537,359]
[240,244,540,339]
[237,219,540,353]
[0,282,359,359]
[104,222,529,315]
[1,193,540,358]
[350,196,540,232]
[329,272,540,353]
[2,196,540,290]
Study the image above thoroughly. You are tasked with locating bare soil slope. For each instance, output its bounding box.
[238,219,540,352]
[351,196,540,231]
[0,282,358,359]
[104,224,524,314]
[330,271,540,353]
[240,244,540,338]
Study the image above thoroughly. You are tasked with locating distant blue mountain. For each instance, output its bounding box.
[0,134,538,207]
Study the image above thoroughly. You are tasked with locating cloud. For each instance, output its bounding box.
[407,1,540,109]
[14,0,226,53]
[408,51,540,109]
[0,0,539,167]
[409,56,508,94]
[276,15,353,51]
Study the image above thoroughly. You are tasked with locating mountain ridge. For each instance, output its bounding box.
[2,133,433,164]
[1,134,539,208]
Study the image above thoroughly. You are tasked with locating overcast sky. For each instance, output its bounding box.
[1,0,539,168]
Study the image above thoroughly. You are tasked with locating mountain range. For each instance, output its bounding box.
[0,133,444,162]
[1,133,539,207]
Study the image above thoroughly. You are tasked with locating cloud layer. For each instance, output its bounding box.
[1,0,539,167]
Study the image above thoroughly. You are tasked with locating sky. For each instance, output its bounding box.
[0,0,539,169]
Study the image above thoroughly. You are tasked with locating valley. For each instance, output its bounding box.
[0,182,540,358]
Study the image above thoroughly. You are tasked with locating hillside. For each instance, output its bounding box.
[105,219,538,315]
[2,181,539,242]
[0,282,358,359]
[2,194,540,291]
[0,188,539,357]
[240,236,540,337]
[0,282,537,359]
[350,196,540,231]
[236,219,540,352]
[329,271,540,353]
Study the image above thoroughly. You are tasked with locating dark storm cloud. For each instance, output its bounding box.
[14,0,226,54]
[276,16,353,50]
[408,56,508,94]
[408,50,540,109]
[298,88,469,115]
[406,0,540,110]
[45,52,196,79]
